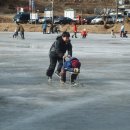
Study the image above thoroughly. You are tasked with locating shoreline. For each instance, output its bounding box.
[0,23,130,34]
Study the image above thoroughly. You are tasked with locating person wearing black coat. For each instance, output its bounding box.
[46,32,72,81]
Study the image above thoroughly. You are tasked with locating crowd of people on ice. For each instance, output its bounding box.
[13,20,128,40]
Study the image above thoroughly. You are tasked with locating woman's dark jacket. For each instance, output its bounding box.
[49,36,72,58]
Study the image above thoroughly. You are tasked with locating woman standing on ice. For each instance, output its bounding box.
[46,31,72,81]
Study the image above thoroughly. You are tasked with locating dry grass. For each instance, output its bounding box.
[0,14,130,33]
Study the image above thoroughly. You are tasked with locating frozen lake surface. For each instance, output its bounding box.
[0,32,130,130]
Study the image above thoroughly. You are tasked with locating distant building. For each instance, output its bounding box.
[64,8,76,19]
[118,0,130,9]
[16,6,29,13]
[42,0,115,15]
[119,0,130,4]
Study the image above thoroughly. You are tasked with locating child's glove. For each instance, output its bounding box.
[74,68,79,73]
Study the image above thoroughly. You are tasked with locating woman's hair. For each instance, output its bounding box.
[62,31,70,37]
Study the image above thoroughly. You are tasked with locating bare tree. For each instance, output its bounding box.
[100,0,116,27]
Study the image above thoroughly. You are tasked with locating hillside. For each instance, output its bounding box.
[1,0,128,34]
[0,0,43,14]
[0,0,115,15]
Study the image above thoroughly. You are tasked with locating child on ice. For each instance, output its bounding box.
[111,29,116,38]
[81,28,87,38]
[13,28,18,38]
[60,57,81,85]
[123,31,128,38]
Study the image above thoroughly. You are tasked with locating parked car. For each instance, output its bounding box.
[13,13,30,23]
[126,13,130,22]
[72,18,86,25]
[38,17,52,24]
[110,14,124,23]
[91,15,114,24]
[54,17,74,24]
[106,15,115,24]
[28,19,39,24]
[91,16,103,24]
[83,16,97,24]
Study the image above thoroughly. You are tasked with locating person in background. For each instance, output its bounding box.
[81,28,87,38]
[42,21,47,34]
[123,31,128,38]
[111,29,116,38]
[72,23,77,38]
[13,28,18,38]
[15,22,25,39]
[53,24,59,34]
[49,23,54,34]
[120,23,125,37]
[46,31,72,81]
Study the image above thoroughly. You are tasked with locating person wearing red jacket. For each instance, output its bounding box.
[72,23,77,38]
[81,28,87,38]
